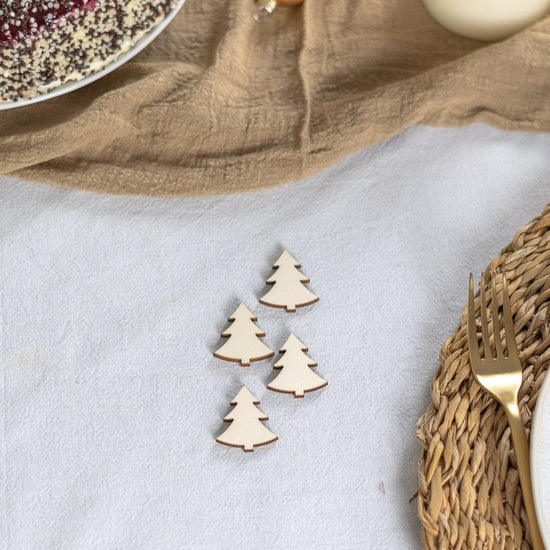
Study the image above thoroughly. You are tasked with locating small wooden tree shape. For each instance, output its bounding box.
[214,303,274,366]
[267,333,327,398]
[260,250,319,312]
[216,386,278,452]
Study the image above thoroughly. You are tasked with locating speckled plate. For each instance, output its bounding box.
[0,0,185,111]
[531,372,550,547]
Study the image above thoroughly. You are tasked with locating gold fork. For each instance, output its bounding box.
[467,273,544,550]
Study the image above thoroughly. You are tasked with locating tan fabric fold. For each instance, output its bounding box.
[1,0,550,197]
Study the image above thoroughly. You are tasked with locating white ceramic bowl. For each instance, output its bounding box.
[422,0,550,41]
[531,371,550,547]
[0,0,186,111]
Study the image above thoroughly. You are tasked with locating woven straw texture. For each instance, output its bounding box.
[416,202,550,550]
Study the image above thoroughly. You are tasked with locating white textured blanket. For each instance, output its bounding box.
[1,124,549,549]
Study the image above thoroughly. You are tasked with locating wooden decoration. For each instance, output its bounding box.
[216,386,278,452]
[214,303,274,366]
[260,250,319,312]
[267,333,327,398]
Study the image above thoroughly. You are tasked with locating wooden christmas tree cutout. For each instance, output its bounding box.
[216,386,278,452]
[267,333,327,398]
[260,250,319,312]
[214,303,274,366]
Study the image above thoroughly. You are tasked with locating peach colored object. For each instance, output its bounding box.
[277,0,304,6]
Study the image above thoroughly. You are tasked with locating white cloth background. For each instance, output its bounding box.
[1,124,550,550]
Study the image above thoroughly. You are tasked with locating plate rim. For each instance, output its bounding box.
[531,369,550,547]
[0,0,186,111]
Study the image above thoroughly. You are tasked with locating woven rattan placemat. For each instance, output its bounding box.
[416,202,550,550]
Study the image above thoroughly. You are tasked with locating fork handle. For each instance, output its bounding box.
[507,407,545,550]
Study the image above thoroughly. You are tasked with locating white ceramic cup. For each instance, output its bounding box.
[422,0,550,41]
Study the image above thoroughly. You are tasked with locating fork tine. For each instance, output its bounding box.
[467,273,481,365]
[501,273,519,359]
[467,274,543,549]
[491,274,504,357]
[479,274,492,359]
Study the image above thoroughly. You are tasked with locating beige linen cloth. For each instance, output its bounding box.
[1,0,549,197]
